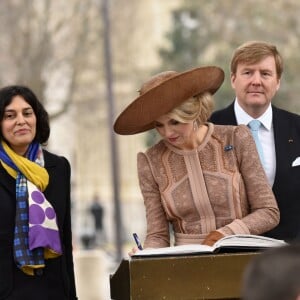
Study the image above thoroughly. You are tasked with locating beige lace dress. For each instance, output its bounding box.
[137,123,279,248]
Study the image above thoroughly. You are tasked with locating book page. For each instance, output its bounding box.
[214,234,287,249]
[132,244,214,257]
[131,235,287,258]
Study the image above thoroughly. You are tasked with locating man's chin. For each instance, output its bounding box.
[246,95,266,104]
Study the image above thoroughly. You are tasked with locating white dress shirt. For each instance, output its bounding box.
[234,99,276,186]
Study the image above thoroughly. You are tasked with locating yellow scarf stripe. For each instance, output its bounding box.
[21,264,45,276]
[1,142,49,191]
[44,248,61,259]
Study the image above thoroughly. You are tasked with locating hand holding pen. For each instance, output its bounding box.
[133,233,143,250]
[128,233,143,256]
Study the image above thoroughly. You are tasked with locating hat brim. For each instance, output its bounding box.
[114,66,224,135]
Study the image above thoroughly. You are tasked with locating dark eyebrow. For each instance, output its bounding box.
[4,106,33,112]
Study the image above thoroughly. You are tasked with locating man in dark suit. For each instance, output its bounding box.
[210,41,300,242]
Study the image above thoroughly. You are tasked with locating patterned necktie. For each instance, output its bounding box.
[248,120,265,167]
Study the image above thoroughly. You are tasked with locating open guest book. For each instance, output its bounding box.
[132,234,287,258]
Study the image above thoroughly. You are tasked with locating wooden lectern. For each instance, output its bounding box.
[110,252,258,300]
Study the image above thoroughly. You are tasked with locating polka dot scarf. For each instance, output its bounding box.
[0,141,62,276]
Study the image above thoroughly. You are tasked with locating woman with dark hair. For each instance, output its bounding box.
[0,85,77,299]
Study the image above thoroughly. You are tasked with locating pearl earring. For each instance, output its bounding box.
[193,121,198,131]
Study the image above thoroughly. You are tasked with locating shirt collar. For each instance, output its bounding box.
[234,98,273,131]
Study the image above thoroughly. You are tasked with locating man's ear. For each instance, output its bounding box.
[276,78,281,91]
[230,73,236,89]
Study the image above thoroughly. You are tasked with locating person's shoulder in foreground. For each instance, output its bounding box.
[242,243,300,300]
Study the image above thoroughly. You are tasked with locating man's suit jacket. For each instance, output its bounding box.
[0,150,77,300]
[210,102,300,242]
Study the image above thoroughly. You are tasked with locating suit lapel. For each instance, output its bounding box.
[226,102,238,125]
[213,102,238,125]
[272,106,300,186]
[273,106,295,164]
[43,150,57,172]
[0,163,16,197]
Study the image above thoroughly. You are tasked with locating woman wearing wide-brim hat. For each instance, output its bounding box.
[114,66,279,252]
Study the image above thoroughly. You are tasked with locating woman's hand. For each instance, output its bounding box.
[128,246,138,257]
[202,231,224,246]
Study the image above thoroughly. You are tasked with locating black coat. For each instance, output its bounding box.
[0,150,77,300]
[210,102,300,242]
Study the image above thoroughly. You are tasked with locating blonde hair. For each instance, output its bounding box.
[168,92,214,125]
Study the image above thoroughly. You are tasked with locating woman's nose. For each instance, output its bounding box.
[163,126,173,137]
[16,114,25,125]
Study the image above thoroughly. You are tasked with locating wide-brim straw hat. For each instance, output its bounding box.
[114,66,224,135]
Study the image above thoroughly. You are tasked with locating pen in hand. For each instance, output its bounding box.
[133,233,143,250]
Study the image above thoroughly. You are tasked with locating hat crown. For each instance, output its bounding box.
[139,71,178,95]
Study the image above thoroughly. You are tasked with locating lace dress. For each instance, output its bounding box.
[137,123,279,248]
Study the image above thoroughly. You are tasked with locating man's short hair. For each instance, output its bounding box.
[242,243,300,300]
[230,41,283,79]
